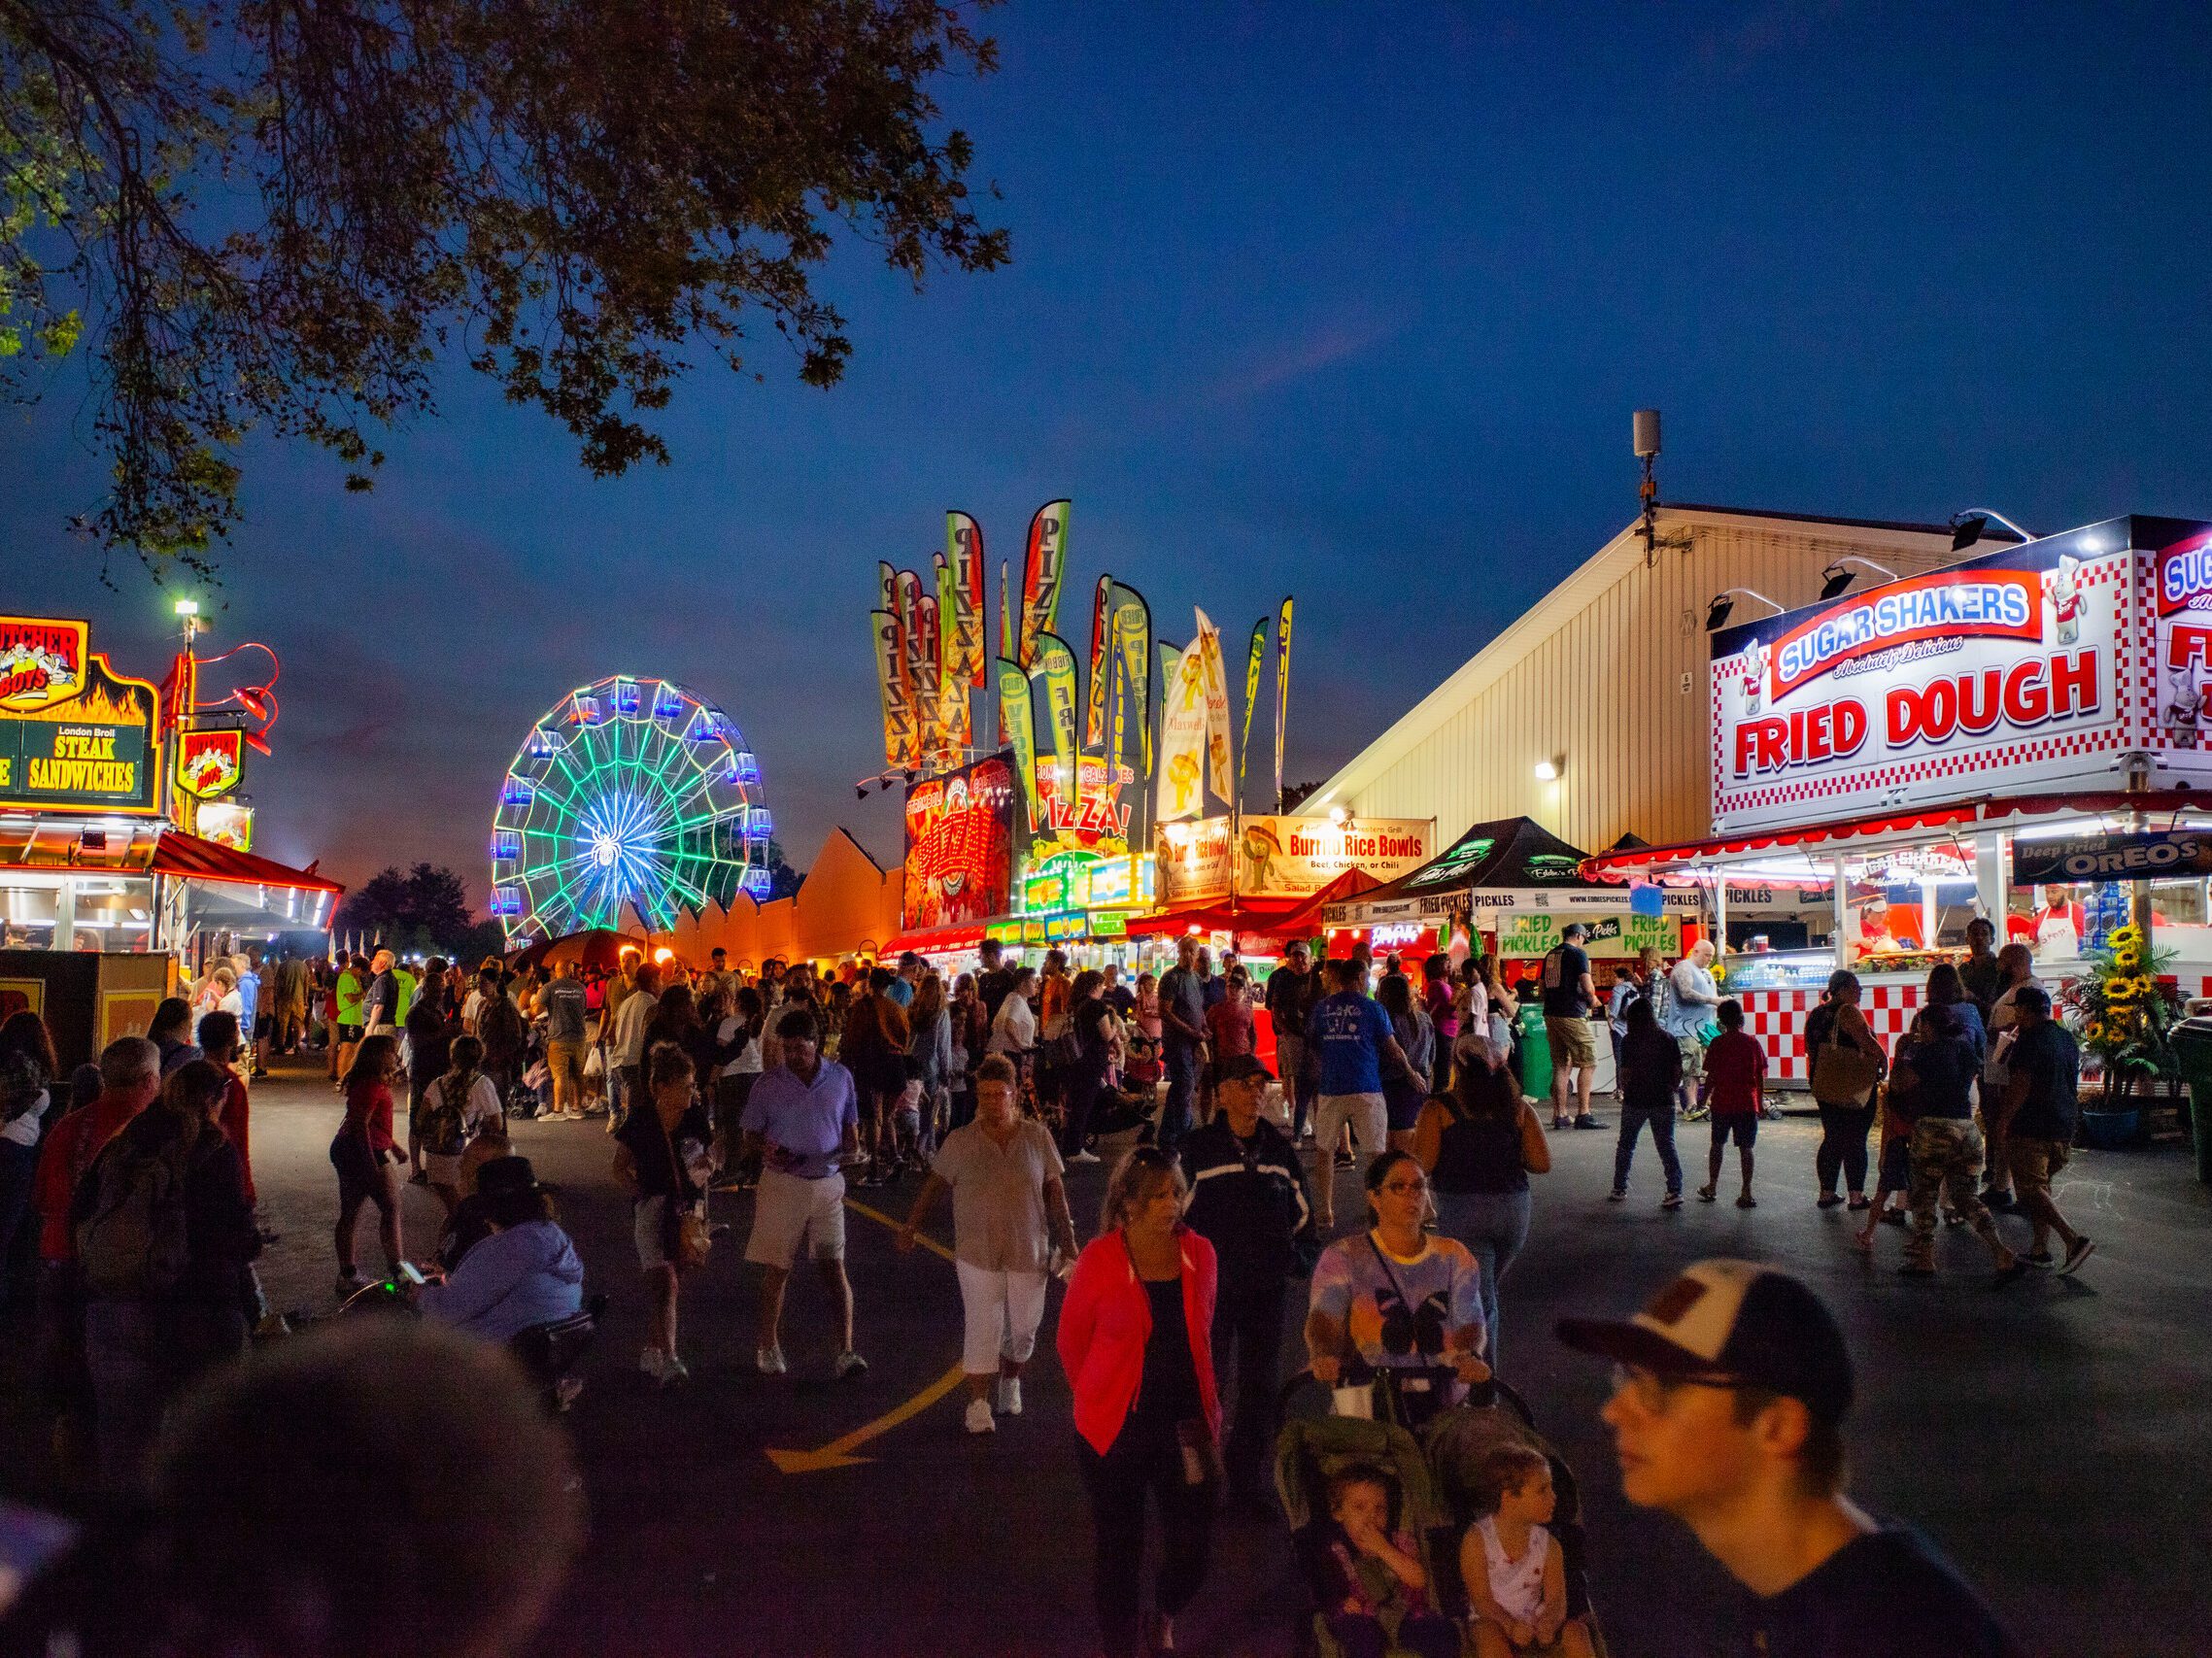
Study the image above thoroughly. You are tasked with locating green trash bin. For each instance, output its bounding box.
[2169,1017,2212,1186]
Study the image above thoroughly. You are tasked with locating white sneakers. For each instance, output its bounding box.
[756,1344,787,1375]
[997,1375,1023,1416]
[965,1395,996,1435]
[834,1349,868,1381]
[1067,1148,1102,1166]
[640,1347,689,1385]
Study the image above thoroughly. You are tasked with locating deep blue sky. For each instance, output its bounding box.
[6,3,2210,900]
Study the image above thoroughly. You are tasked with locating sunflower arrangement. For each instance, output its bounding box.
[2063,924,2179,1090]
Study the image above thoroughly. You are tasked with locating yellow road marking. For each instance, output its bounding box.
[763,1194,962,1473]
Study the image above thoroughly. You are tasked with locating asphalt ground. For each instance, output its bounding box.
[16,1056,2212,1656]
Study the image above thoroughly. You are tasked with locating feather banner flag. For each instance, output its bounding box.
[871,610,913,768]
[933,556,970,758]
[997,658,1040,832]
[1034,632,1081,809]
[876,559,898,618]
[1084,574,1114,747]
[1193,609,1235,808]
[1239,616,1268,794]
[914,592,942,765]
[1017,499,1072,667]
[1156,634,1208,823]
[947,512,988,689]
[1274,595,1294,808]
[1111,582,1155,777]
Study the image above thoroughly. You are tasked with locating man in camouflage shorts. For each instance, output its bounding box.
[1898,1003,2026,1284]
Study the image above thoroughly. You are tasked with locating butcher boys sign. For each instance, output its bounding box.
[1708,524,2158,834]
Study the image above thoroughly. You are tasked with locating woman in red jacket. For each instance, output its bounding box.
[1056,1145,1221,1658]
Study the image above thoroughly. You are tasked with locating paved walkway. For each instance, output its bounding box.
[47,1060,2212,1654]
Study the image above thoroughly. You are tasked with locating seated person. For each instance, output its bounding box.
[419,1156,583,1343]
[1293,1464,1457,1658]
[1460,1444,1593,1658]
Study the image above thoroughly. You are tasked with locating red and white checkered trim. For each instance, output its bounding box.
[1739,985,1922,1084]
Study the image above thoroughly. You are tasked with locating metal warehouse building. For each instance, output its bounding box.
[1309,504,2020,850]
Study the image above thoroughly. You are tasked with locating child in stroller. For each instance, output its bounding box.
[1459,1442,1594,1657]
[1295,1462,1460,1658]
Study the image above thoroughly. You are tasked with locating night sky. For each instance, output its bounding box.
[5,5,2209,904]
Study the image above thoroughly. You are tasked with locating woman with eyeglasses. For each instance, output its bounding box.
[1306,1150,1488,1425]
[1055,1145,1221,1658]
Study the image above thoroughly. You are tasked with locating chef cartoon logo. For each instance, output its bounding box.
[1735,639,1768,716]
[2048,555,2083,646]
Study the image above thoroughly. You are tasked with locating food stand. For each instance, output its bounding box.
[1585,513,2212,1085]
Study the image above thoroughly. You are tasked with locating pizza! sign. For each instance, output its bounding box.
[1709,530,2135,833]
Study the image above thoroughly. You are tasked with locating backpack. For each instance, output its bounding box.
[77,1135,193,1298]
[422,1072,475,1157]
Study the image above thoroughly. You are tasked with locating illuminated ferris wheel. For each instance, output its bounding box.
[488,675,771,944]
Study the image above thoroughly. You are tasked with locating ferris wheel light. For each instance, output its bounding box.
[494,674,766,944]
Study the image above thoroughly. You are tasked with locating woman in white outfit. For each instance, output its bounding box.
[899,1053,1078,1436]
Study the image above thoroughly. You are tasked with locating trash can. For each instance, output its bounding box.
[2169,1016,2212,1186]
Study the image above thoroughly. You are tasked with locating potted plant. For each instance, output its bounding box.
[2059,924,2177,1146]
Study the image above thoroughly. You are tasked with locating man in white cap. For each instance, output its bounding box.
[1558,1261,2023,1656]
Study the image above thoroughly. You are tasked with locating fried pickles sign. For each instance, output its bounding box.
[0,618,161,815]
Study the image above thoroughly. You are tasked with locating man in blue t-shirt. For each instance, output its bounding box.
[1308,957,1411,1229]
[1156,935,1210,1152]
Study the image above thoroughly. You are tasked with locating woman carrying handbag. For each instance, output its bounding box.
[1803,970,1887,1211]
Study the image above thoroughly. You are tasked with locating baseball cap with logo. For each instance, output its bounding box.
[1554,1259,1854,1425]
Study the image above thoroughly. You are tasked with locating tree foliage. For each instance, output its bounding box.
[333,860,476,953]
[0,0,1006,567]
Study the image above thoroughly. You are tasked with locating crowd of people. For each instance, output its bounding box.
[0,919,2064,1656]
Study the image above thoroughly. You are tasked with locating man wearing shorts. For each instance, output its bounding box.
[534,958,590,1121]
[1541,922,1603,1131]
[1996,986,2093,1275]
[740,1007,867,1380]
[1308,957,1411,1230]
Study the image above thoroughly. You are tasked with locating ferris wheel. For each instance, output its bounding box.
[488,675,771,945]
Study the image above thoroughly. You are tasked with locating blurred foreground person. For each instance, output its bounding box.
[0,1319,584,1657]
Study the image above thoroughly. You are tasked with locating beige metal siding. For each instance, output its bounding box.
[1324,511,1971,849]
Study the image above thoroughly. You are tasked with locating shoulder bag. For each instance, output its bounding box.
[1810,1022,1881,1107]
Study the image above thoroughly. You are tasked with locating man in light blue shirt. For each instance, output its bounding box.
[1308,958,1412,1229]
[740,1008,866,1380]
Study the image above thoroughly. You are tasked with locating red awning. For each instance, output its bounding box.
[1581,789,2212,879]
[1123,897,1308,941]
[149,830,345,895]
[882,923,988,959]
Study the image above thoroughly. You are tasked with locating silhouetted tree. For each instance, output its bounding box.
[2,0,1008,564]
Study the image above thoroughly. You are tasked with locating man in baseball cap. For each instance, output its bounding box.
[1558,1260,2022,1656]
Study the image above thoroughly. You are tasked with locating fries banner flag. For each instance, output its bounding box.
[1017,498,1072,667]
[1274,596,1293,805]
[1239,616,1268,794]
[948,510,987,689]
[1156,634,1209,823]
[1034,631,1081,808]
[1193,609,1236,808]
[997,659,1040,832]
[1084,574,1114,747]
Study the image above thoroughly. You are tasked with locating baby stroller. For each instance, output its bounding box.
[1276,1370,1458,1658]
[1423,1378,1610,1656]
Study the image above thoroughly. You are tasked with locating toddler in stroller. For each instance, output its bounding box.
[1457,1442,1593,1657]
[1276,1407,1458,1658]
